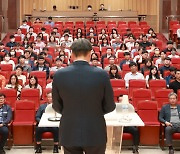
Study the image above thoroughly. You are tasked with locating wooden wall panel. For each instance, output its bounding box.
[21,0,158,15]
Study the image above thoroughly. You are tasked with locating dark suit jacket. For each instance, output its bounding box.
[159,104,180,124]
[32,64,50,79]
[52,61,115,147]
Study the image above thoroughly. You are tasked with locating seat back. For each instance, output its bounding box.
[110,79,125,89]
[113,88,128,102]
[149,80,166,98]
[0,89,17,109]
[20,89,40,109]
[14,100,35,123]
[137,100,159,125]
[155,89,173,110]
[132,89,152,110]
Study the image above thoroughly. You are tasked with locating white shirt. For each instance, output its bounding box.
[155,58,164,68]
[126,42,135,51]
[177,29,180,38]
[19,24,30,32]
[17,75,26,85]
[168,55,179,58]
[50,66,64,72]
[46,82,52,89]
[124,72,144,88]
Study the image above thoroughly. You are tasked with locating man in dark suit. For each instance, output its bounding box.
[159,92,180,154]
[52,38,115,154]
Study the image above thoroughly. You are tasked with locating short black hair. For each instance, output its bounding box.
[55,58,62,62]
[10,35,15,39]
[124,52,130,56]
[165,57,171,61]
[38,55,45,60]
[129,62,137,67]
[0,42,4,46]
[175,69,180,74]
[23,20,27,23]
[71,38,92,57]
[41,27,46,31]
[48,16,52,20]
[0,93,6,98]
[169,67,176,72]
[142,50,148,54]
[16,65,23,71]
[92,58,99,61]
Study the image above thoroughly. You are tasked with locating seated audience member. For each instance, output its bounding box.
[131,42,140,58]
[87,5,92,11]
[111,36,121,51]
[24,50,35,67]
[168,48,179,58]
[100,38,109,48]
[110,29,120,40]
[15,43,24,55]
[60,29,73,42]
[145,66,161,88]
[151,48,160,61]
[25,76,42,97]
[17,55,32,73]
[5,74,22,99]
[159,92,180,154]
[9,48,17,58]
[117,95,140,153]
[159,57,172,78]
[116,43,129,57]
[101,47,115,68]
[163,40,176,54]
[104,56,120,71]
[52,27,61,38]
[140,59,152,75]
[140,35,151,48]
[60,34,73,48]
[169,69,180,93]
[15,65,26,85]
[155,51,166,68]
[0,67,6,89]
[44,16,54,27]
[6,35,17,48]
[91,58,102,69]
[1,53,15,70]
[14,28,25,40]
[74,32,83,40]
[133,50,149,70]
[22,37,30,49]
[124,29,133,38]
[0,93,12,154]
[57,42,71,59]
[28,27,37,39]
[0,42,8,54]
[98,29,108,40]
[50,58,64,72]
[86,27,97,37]
[125,35,135,51]
[89,37,98,47]
[41,47,53,59]
[40,27,49,41]
[46,75,53,89]
[32,56,50,79]
[146,28,155,38]
[109,65,121,79]
[35,92,59,153]
[165,67,176,87]
[124,62,144,88]
[19,19,30,32]
[35,35,46,51]
[99,3,107,11]
[120,52,133,70]
[146,42,156,53]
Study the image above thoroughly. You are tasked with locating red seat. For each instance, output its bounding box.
[137,100,160,145]
[0,89,17,110]
[13,100,35,145]
[0,64,13,71]
[178,90,180,101]
[129,80,146,100]
[110,79,125,90]
[113,88,128,102]
[171,57,180,64]
[139,21,148,26]
[20,89,40,109]
[132,89,152,110]
[148,80,166,98]
[155,89,173,110]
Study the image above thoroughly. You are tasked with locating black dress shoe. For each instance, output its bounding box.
[53,145,59,153]
[169,148,174,154]
[35,144,42,153]
[132,147,139,154]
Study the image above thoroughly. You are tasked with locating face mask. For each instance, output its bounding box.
[90,29,93,32]
[11,52,15,55]
[5,57,10,61]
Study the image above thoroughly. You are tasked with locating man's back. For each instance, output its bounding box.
[52,61,115,147]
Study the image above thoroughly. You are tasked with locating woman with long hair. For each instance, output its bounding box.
[109,65,121,79]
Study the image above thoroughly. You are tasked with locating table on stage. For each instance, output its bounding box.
[104,110,144,153]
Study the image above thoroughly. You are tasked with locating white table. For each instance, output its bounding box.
[38,113,61,127]
[104,110,144,153]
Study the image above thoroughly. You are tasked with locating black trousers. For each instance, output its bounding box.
[123,126,140,146]
[0,126,9,149]
[35,127,59,142]
[63,145,106,154]
[165,125,180,145]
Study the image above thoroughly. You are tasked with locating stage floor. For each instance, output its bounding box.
[5,146,170,154]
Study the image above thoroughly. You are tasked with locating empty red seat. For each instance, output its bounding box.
[13,100,35,145]
[110,79,125,90]
[132,89,152,110]
[113,88,128,102]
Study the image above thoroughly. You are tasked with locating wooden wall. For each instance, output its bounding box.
[20,0,158,15]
